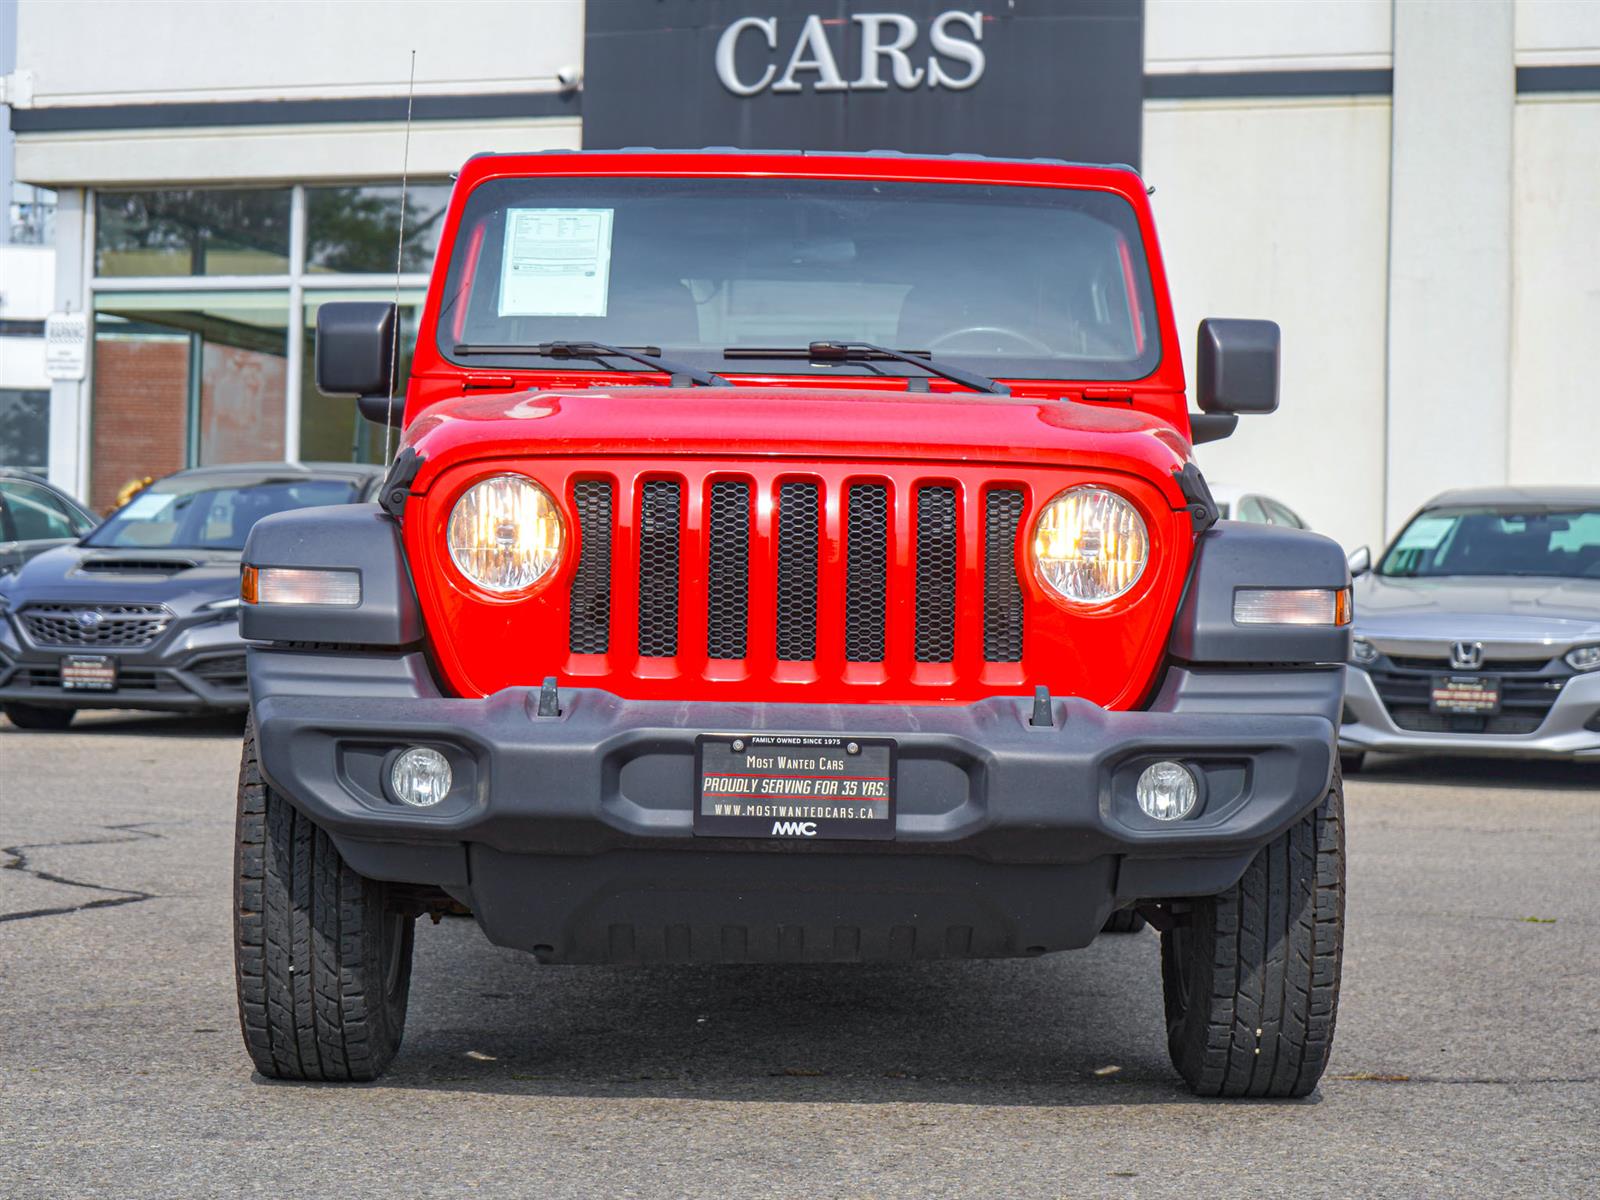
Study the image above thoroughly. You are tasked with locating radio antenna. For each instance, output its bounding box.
[384,49,417,466]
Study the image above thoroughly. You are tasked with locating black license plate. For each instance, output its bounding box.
[1431,674,1500,714]
[61,654,117,691]
[695,734,895,840]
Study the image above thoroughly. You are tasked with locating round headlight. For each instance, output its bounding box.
[1032,486,1149,605]
[447,474,564,593]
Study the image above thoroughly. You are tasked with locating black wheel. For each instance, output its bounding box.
[2,702,76,731]
[234,722,414,1081]
[1160,766,1345,1098]
[1339,751,1364,775]
[1102,908,1148,934]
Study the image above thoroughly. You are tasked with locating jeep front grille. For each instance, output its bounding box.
[19,603,171,649]
[564,472,1031,672]
[416,458,1188,706]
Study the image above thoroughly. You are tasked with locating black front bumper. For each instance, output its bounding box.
[250,649,1342,963]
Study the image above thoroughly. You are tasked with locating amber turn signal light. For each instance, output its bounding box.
[240,564,258,605]
[1233,586,1352,627]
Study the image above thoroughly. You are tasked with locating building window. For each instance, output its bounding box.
[92,293,291,511]
[8,185,58,247]
[0,389,51,472]
[86,183,438,509]
[95,188,293,277]
[305,183,452,274]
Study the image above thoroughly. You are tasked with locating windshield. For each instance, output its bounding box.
[85,476,360,551]
[438,177,1160,382]
[1379,506,1600,580]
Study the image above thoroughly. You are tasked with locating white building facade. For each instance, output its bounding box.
[2,0,1597,552]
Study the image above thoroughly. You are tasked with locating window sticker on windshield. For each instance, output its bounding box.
[119,492,175,521]
[497,208,614,318]
[1394,515,1453,552]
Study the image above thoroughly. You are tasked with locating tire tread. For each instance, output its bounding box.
[234,724,411,1082]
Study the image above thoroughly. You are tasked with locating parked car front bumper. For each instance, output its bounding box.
[249,647,1344,963]
[1341,664,1600,760]
[0,611,248,712]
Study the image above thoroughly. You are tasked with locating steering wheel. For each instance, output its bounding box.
[924,325,1055,356]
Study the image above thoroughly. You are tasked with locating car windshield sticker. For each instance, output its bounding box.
[119,492,176,521]
[1394,515,1453,552]
[497,208,614,318]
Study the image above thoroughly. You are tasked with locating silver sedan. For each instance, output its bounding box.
[1340,486,1600,767]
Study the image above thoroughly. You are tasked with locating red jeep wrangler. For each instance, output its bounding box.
[234,151,1351,1096]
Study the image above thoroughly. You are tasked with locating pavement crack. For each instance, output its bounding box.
[0,823,166,924]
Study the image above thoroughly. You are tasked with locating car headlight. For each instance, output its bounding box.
[1565,645,1600,672]
[1031,486,1149,606]
[1350,636,1379,665]
[447,474,564,593]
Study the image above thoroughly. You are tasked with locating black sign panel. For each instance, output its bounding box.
[583,1,1145,167]
[695,734,896,840]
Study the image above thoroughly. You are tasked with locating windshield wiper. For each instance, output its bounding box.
[722,341,1009,395]
[453,341,731,388]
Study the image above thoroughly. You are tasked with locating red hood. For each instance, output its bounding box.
[403,385,1193,507]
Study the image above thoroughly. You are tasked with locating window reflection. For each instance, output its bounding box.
[305,184,451,275]
[92,293,288,511]
[95,189,292,277]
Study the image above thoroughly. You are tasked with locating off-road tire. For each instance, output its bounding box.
[2,702,76,730]
[234,725,414,1081]
[1102,909,1148,934]
[1160,765,1344,1098]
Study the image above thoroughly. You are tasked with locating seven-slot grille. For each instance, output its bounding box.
[567,477,1027,667]
[18,603,171,648]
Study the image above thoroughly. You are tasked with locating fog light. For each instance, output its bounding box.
[1136,761,1198,821]
[1351,636,1379,665]
[390,746,452,808]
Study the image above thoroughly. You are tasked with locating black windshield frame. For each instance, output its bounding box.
[436,176,1162,383]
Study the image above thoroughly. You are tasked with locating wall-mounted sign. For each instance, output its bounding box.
[44,311,89,382]
[713,11,987,96]
[584,1,1145,166]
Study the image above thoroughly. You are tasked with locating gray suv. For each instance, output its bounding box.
[0,462,380,729]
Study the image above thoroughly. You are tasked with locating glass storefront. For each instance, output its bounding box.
[86,183,439,511]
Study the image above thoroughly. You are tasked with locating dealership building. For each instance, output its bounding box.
[1,0,1596,552]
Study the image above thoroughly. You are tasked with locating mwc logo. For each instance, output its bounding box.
[716,11,987,97]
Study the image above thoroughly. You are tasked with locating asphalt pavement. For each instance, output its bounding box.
[1,709,1596,1199]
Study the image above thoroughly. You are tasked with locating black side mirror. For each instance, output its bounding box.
[315,301,399,426]
[1196,318,1280,415]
